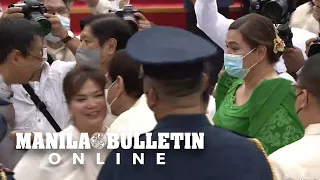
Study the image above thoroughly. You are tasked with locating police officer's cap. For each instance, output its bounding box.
[126,26,217,80]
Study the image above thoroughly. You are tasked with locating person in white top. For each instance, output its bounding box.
[104,50,157,132]
[85,0,130,13]
[105,50,215,135]
[269,53,320,180]
[10,60,75,133]
[42,0,76,62]
[0,18,46,170]
[194,0,317,81]
[14,65,109,180]
[4,14,135,170]
[291,1,318,34]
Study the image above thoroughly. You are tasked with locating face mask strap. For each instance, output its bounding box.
[243,48,256,58]
[106,79,116,90]
[244,48,260,71]
[106,79,118,107]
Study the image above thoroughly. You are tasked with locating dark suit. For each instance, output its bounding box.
[98,114,274,180]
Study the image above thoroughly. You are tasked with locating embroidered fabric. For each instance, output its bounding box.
[218,75,303,154]
[254,108,304,154]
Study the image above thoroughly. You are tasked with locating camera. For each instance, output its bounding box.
[8,0,51,35]
[250,0,299,48]
[308,38,320,57]
[115,4,141,32]
[250,0,297,24]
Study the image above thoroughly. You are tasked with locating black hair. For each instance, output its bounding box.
[80,15,97,31]
[108,50,143,99]
[63,64,106,104]
[0,18,43,64]
[89,14,134,51]
[298,53,320,102]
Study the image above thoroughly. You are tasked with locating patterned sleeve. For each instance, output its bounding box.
[254,106,304,155]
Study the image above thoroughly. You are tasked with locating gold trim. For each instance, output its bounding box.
[70,5,242,14]
[249,138,276,180]
[0,171,7,180]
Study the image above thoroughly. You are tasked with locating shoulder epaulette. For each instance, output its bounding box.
[248,138,276,180]
[0,171,7,180]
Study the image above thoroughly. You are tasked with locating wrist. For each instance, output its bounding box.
[58,29,68,39]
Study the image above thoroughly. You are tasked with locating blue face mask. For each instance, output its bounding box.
[45,14,71,43]
[224,48,256,79]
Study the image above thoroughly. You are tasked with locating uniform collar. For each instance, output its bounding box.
[153,114,210,131]
[305,123,320,136]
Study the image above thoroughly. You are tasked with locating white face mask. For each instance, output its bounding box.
[104,79,118,127]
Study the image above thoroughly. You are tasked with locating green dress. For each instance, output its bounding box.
[214,72,304,155]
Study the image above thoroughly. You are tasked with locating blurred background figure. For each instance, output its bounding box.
[291,0,318,34]
[217,0,233,17]
[103,49,156,132]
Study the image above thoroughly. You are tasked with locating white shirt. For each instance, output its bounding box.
[108,94,216,134]
[90,0,120,14]
[47,44,76,62]
[269,123,320,180]
[13,125,109,180]
[108,94,157,134]
[207,95,216,120]
[195,0,317,74]
[291,2,319,34]
[10,60,76,132]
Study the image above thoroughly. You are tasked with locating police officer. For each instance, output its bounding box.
[98,26,275,180]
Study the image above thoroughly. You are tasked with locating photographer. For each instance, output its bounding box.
[195,0,317,81]
[1,0,80,62]
[83,0,152,31]
[85,0,130,13]
[1,0,152,63]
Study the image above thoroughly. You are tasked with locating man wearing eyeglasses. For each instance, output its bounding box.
[0,17,45,172]
[269,53,320,180]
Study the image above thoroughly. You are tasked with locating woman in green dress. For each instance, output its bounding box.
[213,13,304,155]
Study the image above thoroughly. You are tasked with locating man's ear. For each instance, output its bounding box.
[145,88,159,110]
[102,38,117,56]
[115,76,124,98]
[9,50,25,67]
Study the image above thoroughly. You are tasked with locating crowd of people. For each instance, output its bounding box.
[0,0,319,179]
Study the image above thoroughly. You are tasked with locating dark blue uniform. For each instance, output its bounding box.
[97,26,275,180]
[98,115,274,180]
